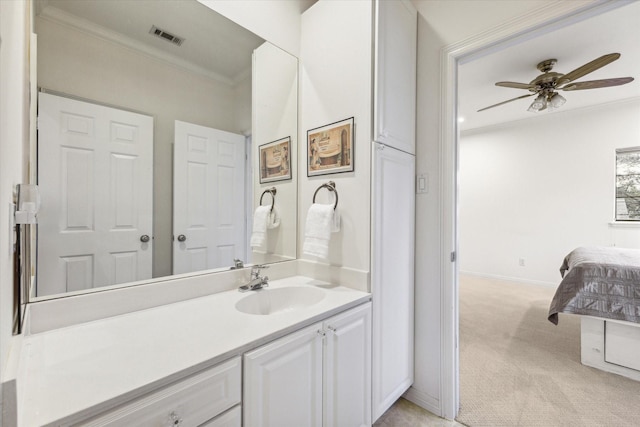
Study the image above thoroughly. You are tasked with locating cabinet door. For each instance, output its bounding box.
[244,323,324,427]
[373,0,417,154]
[323,303,372,427]
[372,144,415,421]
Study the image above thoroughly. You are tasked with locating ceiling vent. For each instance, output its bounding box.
[149,25,184,46]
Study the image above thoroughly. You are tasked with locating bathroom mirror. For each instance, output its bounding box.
[31,0,298,299]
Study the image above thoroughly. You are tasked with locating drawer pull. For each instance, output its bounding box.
[168,411,183,426]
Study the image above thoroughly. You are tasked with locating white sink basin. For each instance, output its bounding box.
[235,287,325,315]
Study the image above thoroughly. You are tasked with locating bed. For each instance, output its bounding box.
[548,246,640,380]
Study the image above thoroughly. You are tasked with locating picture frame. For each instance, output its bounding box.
[259,136,291,183]
[307,117,354,177]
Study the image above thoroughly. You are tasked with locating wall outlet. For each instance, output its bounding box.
[518,258,525,267]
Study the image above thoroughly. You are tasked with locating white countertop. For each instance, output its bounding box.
[19,276,370,426]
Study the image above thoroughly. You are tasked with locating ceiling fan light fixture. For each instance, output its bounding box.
[548,92,566,109]
[528,94,547,112]
[478,53,634,114]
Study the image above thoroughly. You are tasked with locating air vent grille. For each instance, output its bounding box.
[149,25,184,46]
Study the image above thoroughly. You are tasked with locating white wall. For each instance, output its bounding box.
[252,42,298,263]
[0,0,30,414]
[36,17,250,279]
[459,99,640,285]
[299,0,372,273]
[198,0,304,57]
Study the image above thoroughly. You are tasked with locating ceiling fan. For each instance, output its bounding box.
[478,53,635,112]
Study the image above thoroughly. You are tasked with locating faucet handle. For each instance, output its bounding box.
[250,264,268,278]
[251,264,269,273]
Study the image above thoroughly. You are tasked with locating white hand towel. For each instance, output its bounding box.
[267,207,281,229]
[331,208,341,233]
[303,203,335,259]
[250,206,270,249]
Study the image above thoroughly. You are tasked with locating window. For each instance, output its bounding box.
[615,147,640,221]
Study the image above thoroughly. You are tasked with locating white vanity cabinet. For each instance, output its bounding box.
[243,303,372,427]
[79,357,241,427]
[373,0,417,155]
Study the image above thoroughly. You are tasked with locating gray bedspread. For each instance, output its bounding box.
[548,246,640,325]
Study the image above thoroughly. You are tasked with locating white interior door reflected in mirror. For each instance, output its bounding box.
[173,120,247,274]
[37,92,154,296]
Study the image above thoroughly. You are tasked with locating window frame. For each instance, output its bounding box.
[614,146,640,222]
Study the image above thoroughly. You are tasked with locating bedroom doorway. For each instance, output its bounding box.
[441,0,639,421]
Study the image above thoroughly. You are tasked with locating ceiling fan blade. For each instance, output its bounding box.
[477,93,536,112]
[561,77,634,91]
[557,53,621,85]
[495,81,536,90]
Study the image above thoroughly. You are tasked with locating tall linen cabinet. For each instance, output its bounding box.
[300,0,417,422]
[371,0,417,422]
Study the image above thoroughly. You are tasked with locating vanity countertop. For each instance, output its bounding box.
[18,276,370,426]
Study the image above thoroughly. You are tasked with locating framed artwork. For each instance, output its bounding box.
[307,117,354,177]
[259,136,291,183]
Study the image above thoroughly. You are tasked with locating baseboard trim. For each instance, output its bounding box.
[459,271,557,288]
[403,387,442,418]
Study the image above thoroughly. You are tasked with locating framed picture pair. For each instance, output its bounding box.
[257,117,355,182]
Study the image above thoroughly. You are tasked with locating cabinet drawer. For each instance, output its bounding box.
[199,405,241,427]
[605,321,640,371]
[80,357,241,427]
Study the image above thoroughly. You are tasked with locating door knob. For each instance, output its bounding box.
[140,235,150,243]
[177,234,186,242]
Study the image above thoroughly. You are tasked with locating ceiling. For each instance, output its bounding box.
[458,1,640,132]
[37,0,266,84]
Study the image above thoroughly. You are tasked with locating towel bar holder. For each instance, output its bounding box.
[259,187,277,212]
[312,181,338,210]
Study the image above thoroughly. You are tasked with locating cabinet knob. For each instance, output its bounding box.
[317,329,326,337]
[177,234,187,242]
[327,325,337,332]
[140,234,150,243]
[168,411,183,426]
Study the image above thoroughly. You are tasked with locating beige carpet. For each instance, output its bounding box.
[456,275,640,427]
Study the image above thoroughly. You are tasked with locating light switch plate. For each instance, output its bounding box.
[416,173,428,194]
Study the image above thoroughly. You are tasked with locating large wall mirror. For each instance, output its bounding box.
[32,0,298,300]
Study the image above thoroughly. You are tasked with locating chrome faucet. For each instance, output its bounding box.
[238,264,269,292]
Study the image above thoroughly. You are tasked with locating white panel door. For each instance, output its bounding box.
[374,0,417,154]
[173,121,245,274]
[372,142,415,421]
[37,93,153,296]
[323,303,372,427]
[243,323,324,427]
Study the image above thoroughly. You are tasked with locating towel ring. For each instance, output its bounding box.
[312,181,338,210]
[260,187,277,212]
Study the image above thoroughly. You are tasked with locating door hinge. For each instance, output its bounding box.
[450,251,456,262]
